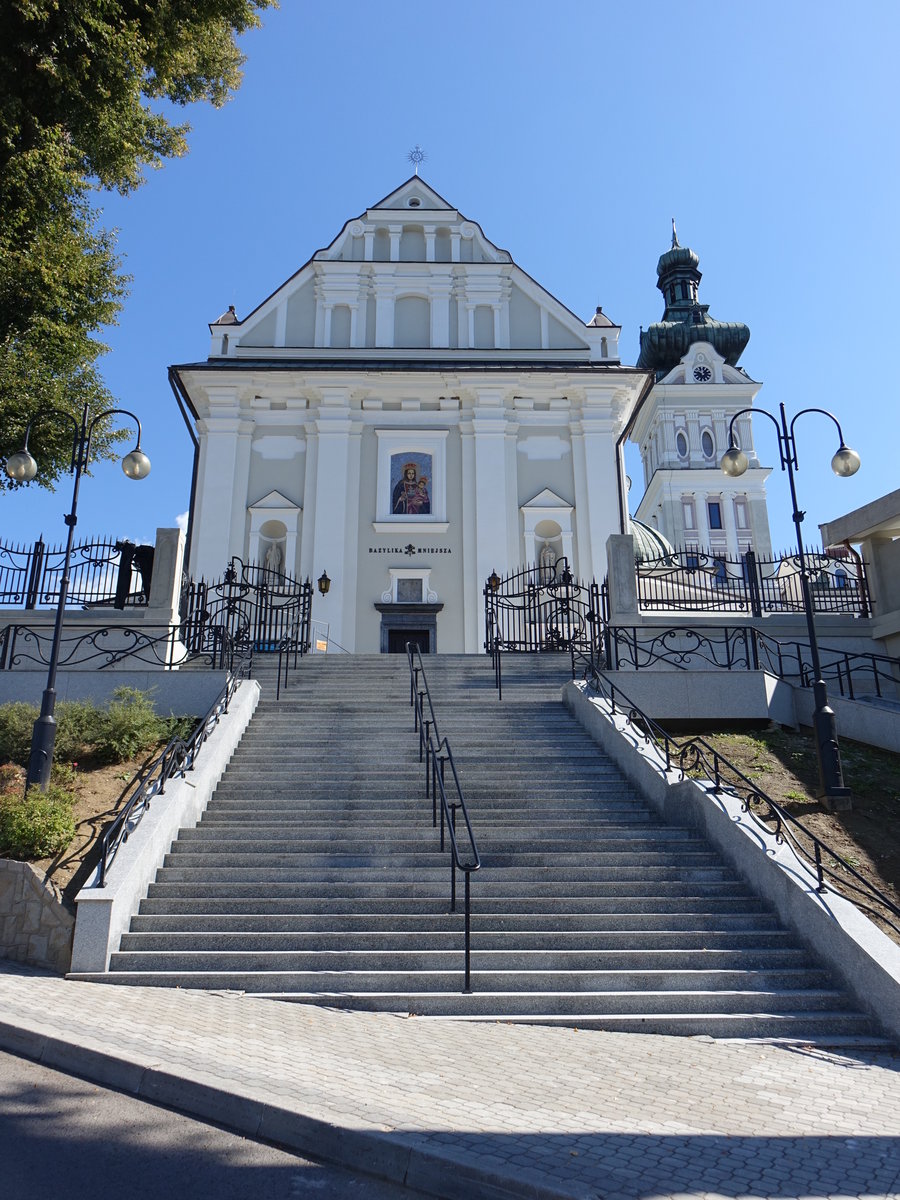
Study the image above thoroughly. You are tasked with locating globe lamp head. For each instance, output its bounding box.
[122,448,151,480]
[720,446,749,477]
[831,445,861,478]
[5,449,38,482]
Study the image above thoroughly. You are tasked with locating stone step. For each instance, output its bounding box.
[117,929,799,953]
[129,911,781,933]
[107,948,815,973]
[91,968,841,1005]
[145,878,755,899]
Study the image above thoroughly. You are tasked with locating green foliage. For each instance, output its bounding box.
[0,702,38,765]
[91,687,170,764]
[0,0,275,486]
[0,782,75,860]
[0,690,191,767]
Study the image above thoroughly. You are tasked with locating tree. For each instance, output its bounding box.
[0,0,275,488]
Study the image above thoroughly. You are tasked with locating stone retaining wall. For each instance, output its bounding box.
[0,859,74,974]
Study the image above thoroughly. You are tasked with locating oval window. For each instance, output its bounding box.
[701,430,715,458]
[676,431,688,458]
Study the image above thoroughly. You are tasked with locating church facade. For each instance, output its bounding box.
[171,177,770,653]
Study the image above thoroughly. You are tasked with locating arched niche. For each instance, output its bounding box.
[394,295,430,347]
[399,224,426,260]
[248,491,302,578]
[521,489,575,573]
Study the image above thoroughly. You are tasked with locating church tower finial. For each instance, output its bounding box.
[671,218,679,249]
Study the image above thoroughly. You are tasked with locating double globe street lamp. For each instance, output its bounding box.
[721,402,860,803]
[5,404,150,791]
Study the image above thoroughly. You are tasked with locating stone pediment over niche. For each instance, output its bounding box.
[248,489,300,512]
[521,489,573,511]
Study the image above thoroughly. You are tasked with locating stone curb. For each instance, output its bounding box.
[0,1013,591,1200]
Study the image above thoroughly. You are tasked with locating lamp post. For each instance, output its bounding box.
[4,403,150,791]
[721,402,859,803]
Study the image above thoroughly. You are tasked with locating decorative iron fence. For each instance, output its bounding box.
[0,536,152,609]
[181,557,312,659]
[484,560,604,655]
[635,547,870,617]
[599,622,900,703]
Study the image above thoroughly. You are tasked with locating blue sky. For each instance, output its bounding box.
[3,0,898,560]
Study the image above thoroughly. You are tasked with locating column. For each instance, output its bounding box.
[308,389,355,651]
[472,393,510,651]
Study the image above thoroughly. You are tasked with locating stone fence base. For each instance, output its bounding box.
[0,859,74,974]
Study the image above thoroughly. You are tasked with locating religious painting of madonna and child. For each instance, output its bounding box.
[390,452,432,516]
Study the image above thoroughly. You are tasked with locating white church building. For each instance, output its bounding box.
[170,177,771,653]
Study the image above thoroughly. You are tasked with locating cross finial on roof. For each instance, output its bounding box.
[671,218,680,248]
[407,145,426,176]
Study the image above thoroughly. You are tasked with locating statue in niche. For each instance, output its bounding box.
[264,540,283,578]
[540,540,557,583]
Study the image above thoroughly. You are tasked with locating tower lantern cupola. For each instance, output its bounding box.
[637,222,750,378]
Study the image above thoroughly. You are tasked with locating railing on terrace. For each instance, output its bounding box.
[571,648,900,937]
[407,641,480,991]
[0,621,246,673]
[597,623,900,703]
[0,536,152,609]
[98,666,247,886]
[635,547,870,617]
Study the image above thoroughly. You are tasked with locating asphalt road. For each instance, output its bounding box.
[0,1048,432,1200]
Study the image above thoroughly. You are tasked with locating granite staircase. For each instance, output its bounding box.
[74,654,883,1040]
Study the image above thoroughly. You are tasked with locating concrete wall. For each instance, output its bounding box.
[0,670,230,716]
[69,679,260,974]
[563,680,900,1043]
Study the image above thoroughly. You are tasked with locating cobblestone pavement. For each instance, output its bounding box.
[1,962,899,1200]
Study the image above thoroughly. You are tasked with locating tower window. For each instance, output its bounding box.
[707,501,723,530]
[676,431,688,458]
[701,430,715,458]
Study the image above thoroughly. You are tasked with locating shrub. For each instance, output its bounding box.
[91,687,169,764]
[54,700,104,762]
[0,689,192,768]
[0,783,75,860]
[0,702,39,766]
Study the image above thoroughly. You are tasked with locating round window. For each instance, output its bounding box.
[407,197,421,208]
[701,430,715,458]
[675,431,688,458]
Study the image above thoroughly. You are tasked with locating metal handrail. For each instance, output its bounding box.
[97,665,247,886]
[572,647,900,937]
[406,642,481,991]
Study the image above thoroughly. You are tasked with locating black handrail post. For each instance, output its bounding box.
[463,872,472,993]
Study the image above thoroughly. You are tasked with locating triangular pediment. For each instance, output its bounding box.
[522,489,572,510]
[248,489,300,511]
[369,175,456,211]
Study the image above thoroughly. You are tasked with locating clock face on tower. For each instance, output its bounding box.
[692,364,712,382]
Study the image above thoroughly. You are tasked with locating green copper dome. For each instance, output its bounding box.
[637,223,749,377]
[630,518,676,564]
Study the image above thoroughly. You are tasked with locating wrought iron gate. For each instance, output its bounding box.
[483,559,605,656]
[182,558,312,664]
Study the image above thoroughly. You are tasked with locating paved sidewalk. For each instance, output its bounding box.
[1,961,899,1200]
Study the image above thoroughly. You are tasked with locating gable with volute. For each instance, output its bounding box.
[210,177,620,360]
